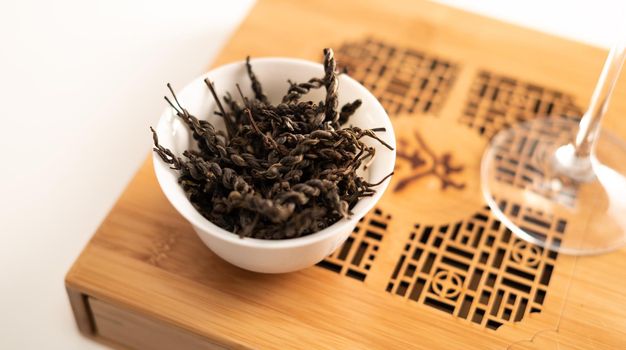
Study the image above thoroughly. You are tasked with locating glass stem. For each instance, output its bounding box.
[574,45,626,158]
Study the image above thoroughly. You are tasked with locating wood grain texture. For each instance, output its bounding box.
[66,0,626,349]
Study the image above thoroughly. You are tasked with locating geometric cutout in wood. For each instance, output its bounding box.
[387,203,564,330]
[335,37,459,116]
[460,70,582,138]
[317,207,391,282]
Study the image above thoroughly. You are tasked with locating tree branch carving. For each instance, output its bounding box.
[394,131,466,192]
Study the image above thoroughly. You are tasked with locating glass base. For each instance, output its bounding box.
[481,116,626,255]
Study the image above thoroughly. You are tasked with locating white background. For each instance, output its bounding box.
[0,1,624,348]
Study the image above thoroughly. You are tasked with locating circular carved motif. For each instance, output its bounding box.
[432,270,463,298]
[511,241,542,267]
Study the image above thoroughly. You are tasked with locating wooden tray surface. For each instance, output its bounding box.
[66,0,626,348]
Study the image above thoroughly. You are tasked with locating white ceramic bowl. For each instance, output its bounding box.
[153,57,396,273]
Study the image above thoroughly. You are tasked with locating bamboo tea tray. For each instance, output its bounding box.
[66,0,626,348]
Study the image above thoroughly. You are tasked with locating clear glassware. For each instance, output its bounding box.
[481,45,626,255]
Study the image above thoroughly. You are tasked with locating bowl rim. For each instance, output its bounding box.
[153,56,396,249]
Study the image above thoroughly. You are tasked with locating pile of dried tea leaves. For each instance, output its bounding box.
[151,48,393,239]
